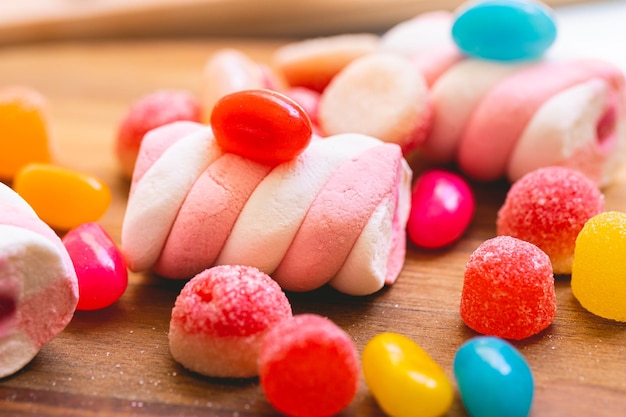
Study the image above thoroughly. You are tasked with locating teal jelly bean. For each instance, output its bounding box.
[451,0,557,62]
[453,336,534,417]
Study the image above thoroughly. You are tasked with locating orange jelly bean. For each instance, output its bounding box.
[13,163,111,231]
[0,86,53,181]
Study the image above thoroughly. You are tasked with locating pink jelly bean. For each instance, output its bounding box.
[408,169,475,249]
[62,222,128,310]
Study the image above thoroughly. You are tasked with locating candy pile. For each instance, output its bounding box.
[1,0,625,415]
[137,0,622,189]
[167,263,537,417]
[0,85,124,377]
[121,93,412,296]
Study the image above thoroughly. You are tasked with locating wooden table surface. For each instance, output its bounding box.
[0,38,625,417]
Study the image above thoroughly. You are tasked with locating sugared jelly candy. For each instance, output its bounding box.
[460,236,556,340]
[452,0,557,61]
[210,89,313,165]
[497,166,604,275]
[454,336,534,417]
[116,89,201,178]
[62,222,127,310]
[362,332,453,417]
[0,86,52,181]
[259,314,360,417]
[13,163,111,231]
[408,169,475,249]
[571,211,626,322]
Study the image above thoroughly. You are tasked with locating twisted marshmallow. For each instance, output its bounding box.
[121,121,412,295]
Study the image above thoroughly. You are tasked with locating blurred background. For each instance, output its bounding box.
[0,0,622,44]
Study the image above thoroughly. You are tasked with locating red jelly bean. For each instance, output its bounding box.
[62,222,128,310]
[210,89,313,165]
[259,314,360,417]
[408,169,475,249]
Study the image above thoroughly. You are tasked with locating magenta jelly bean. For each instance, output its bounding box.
[62,222,128,310]
[408,169,475,249]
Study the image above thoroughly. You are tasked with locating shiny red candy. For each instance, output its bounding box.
[408,169,475,249]
[210,89,313,165]
[62,222,128,310]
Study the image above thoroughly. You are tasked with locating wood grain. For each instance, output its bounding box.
[0,39,625,417]
[0,0,603,44]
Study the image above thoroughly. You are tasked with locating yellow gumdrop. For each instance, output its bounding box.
[362,332,454,417]
[13,163,111,231]
[571,211,626,322]
[0,86,52,181]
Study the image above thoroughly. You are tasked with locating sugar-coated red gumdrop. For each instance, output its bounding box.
[259,314,360,417]
[169,265,292,378]
[116,89,201,177]
[62,222,128,310]
[460,236,556,340]
[210,89,313,165]
[497,166,604,275]
[408,169,475,249]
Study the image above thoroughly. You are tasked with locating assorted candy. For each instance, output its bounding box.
[460,236,556,340]
[451,0,557,62]
[0,86,53,181]
[362,332,453,417]
[408,169,475,249]
[259,314,360,417]
[210,89,313,165]
[454,336,534,417]
[115,89,201,178]
[62,222,128,311]
[2,0,625,413]
[13,163,111,231]
[497,166,604,274]
[571,211,626,322]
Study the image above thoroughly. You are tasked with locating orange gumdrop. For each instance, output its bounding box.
[0,86,53,181]
[13,163,111,231]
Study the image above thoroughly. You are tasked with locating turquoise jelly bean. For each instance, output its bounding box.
[453,336,534,417]
[451,0,557,62]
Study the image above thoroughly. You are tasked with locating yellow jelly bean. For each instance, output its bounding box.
[571,211,626,322]
[13,163,111,231]
[0,86,52,181]
[362,333,453,417]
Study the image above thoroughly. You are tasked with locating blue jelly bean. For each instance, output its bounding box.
[453,336,534,417]
[451,0,557,62]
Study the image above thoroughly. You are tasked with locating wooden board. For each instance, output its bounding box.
[0,38,625,417]
[0,0,600,44]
